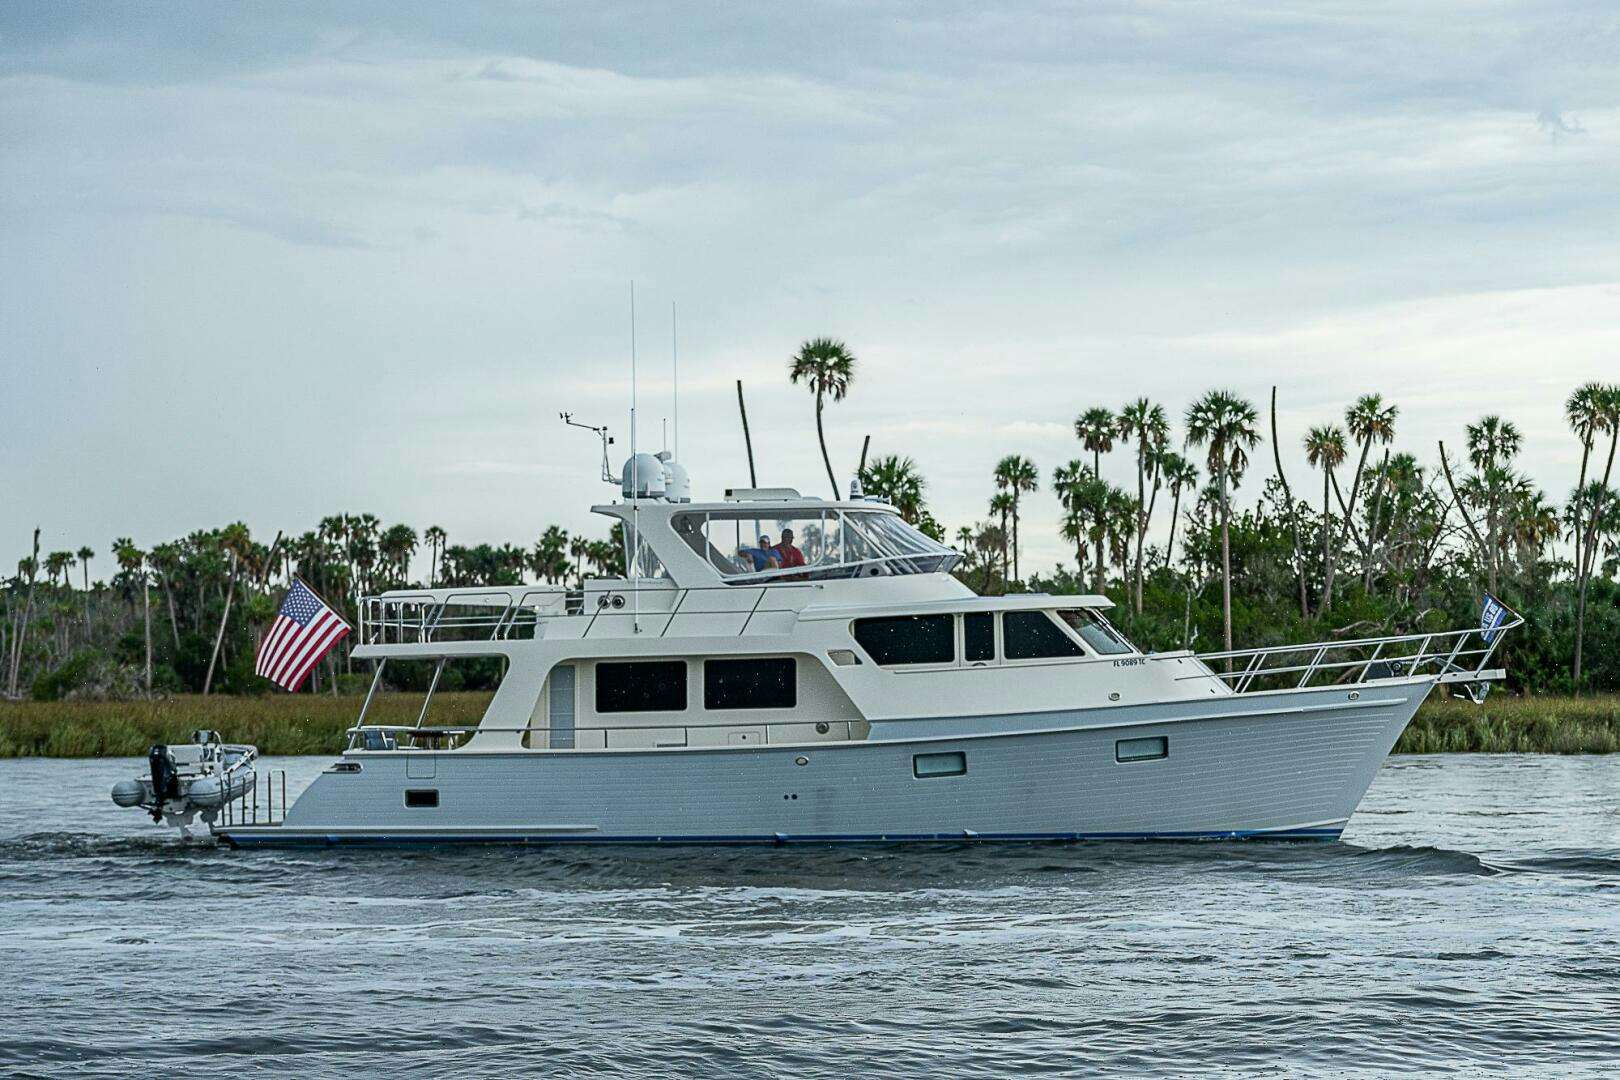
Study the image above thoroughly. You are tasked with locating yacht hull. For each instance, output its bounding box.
[217,680,1431,847]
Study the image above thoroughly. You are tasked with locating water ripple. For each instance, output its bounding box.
[3,753,1617,1078]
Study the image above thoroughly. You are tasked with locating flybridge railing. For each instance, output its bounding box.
[360,588,580,644]
[359,583,821,645]
[1184,612,1524,696]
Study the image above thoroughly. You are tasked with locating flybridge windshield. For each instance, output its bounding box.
[673,509,961,583]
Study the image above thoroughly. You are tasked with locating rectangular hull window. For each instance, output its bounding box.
[705,657,797,710]
[404,789,439,808]
[853,615,955,666]
[964,612,995,662]
[1116,736,1168,763]
[913,751,967,778]
[1003,611,1084,660]
[596,660,688,713]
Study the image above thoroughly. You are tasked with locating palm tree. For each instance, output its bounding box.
[45,550,73,588]
[7,528,40,698]
[1464,415,1524,592]
[1052,459,1087,568]
[531,526,570,584]
[1104,486,1139,576]
[1185,390,1260,656]
[1343,394,1398,584]
[860,455,928,524]
[377,524,418,585]
[788,337,857,499]
[203,522,251,696]
[149,540,184,652]
[569,535,590,588]
[973,523,1005,593]
[1304,424,1348,610]
[1572,384,1620,687]
[76,545,94,637]
[423,525,447,587]
[988,491,1015,583]
[1159,452,1198,570]
[993,455,1039,583]
[1116,399,1169,612]
[1073,407,1116,586]
[112,537,151,693]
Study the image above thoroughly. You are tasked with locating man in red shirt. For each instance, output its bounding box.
[774,528,807,575]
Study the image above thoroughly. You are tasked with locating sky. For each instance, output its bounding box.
[3,1,1618,579]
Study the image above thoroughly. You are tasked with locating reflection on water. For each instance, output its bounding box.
[2,754,1617,1077]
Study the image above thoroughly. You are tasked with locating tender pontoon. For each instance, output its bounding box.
[115,456,1519,846]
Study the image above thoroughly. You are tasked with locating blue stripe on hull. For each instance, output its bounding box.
[220,826,1344,848]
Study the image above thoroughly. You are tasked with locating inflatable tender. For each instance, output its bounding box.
[111,730,258,832]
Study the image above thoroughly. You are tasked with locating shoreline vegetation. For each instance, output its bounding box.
[6,355,1617,765]
[1,692,1616,758]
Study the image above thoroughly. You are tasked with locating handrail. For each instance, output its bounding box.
[343,720,863,752]
[1182,612,1523,692]
[358,582,822,645]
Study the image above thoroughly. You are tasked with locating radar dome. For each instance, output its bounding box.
[658,451,692,503]
[621,453,667,499]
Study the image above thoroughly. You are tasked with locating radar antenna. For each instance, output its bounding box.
[559,412,616,484]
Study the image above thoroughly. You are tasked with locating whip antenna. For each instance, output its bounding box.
[629,281,640,632]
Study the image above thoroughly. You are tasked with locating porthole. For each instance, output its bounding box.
[913,751,967,778]
[1115,736,1167,763]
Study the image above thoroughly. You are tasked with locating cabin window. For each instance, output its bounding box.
[853,615,955,666]
[674,508,960,582]
[1116,736,1168,763]
[404,789,439,808]
[595,660,688,712]
[1058,609,1134,656]
[914,751,967,778]
[705,657,797,710]
[964,612,995,662]
[1003,611,1085,660]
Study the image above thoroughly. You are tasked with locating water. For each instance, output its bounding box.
[2,755,1617,1078]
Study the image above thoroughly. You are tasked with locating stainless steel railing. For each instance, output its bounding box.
[221,768,288,827]
[1184,611,1523,693]
[343,721,857,751]
[358,583,821,645]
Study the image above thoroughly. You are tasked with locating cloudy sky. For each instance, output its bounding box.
[4,2,1617,577]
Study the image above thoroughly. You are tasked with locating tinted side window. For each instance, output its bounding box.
[964,612,995,662]
[1058,609,1134,655]
[596,660,688,712]
[1003,611,1084,660]
[705,658,797,709]
[853,615,955,665]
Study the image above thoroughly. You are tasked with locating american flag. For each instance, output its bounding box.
[255,579,351,691]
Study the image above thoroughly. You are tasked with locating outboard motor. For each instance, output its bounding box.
[147,745,179,823]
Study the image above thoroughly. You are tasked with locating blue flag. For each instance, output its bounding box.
[1479,594,1510,644]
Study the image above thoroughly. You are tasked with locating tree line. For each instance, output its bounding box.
[843,379,1618,694]
[5,336,1617,700]
[2,517,626,699]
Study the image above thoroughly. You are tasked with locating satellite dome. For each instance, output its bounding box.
[621,453,666,499]
[658,451,692,503]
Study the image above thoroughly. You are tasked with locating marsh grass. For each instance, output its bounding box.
[1,692,1616,757]
[0,693,494,758]
[1396,694,1620,754]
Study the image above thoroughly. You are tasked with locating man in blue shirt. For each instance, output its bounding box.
[735,535,781,573]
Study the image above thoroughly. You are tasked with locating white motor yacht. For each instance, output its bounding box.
[115,452,1518,846]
